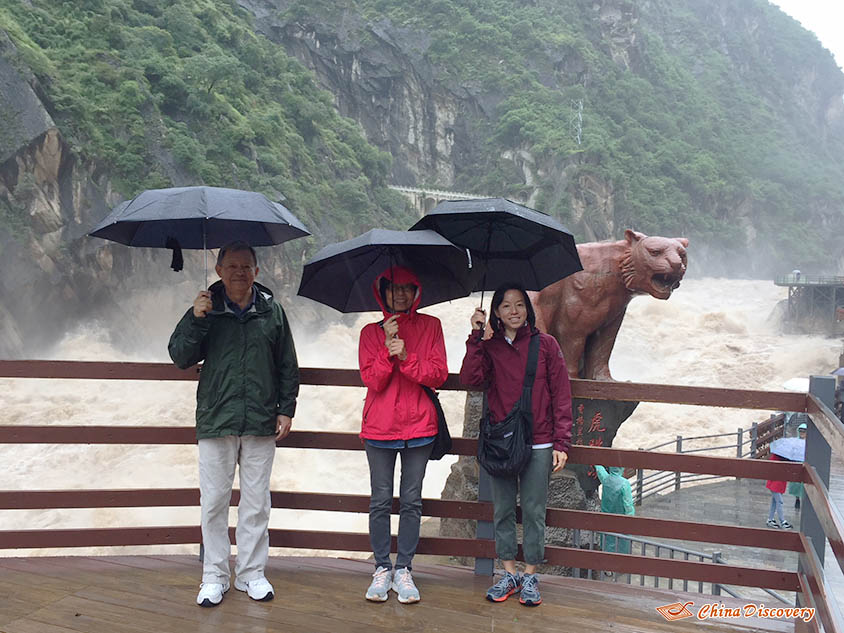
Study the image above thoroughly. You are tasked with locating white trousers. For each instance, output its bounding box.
[198,435,276,584]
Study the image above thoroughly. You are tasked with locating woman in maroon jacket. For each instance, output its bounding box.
[359,266,448,604]
[460,282,573,607]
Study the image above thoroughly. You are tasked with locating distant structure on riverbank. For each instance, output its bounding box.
[388,185,487,215]
[774,272,844,335]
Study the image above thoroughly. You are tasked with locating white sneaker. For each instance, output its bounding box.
[235,576,274,601]
[196,580,230,607]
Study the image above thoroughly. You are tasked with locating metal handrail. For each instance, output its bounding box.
[674,432,743,442]
[634,415,788,505]
[680,443,742,454]
[592,531,791,604]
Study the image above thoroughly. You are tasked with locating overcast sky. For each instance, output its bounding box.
[769,0,843,70]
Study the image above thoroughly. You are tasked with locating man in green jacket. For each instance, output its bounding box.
[169,241,299,608]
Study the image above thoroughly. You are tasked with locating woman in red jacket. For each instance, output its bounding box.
[460,282,573,607]
[359,266,448,604]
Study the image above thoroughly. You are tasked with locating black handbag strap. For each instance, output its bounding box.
[520,331,541,407]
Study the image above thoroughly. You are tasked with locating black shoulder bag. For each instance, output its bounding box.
[422,386,452,460]
[477,332,540,478]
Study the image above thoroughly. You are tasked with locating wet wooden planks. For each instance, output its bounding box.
[0,556,796,633]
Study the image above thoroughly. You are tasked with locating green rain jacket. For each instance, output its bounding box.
[596,465,635,554]
[168,280,299,440]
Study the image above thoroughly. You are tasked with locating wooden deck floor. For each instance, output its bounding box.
[0,556,798,633]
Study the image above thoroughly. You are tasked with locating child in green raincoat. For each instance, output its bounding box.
[596,465,635,554]
[786,423,807,509]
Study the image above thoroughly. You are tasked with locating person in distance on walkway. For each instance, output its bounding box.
[765,452,793,530]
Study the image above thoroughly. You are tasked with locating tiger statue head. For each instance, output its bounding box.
[621,229,688,300]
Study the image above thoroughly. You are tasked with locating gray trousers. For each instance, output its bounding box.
[198,435,276,584]
[365,442,432,571]
[490,447,553,565]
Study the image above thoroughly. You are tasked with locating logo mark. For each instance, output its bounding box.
[656,601,695,621]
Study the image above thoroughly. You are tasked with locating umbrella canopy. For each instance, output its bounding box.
[297,229,480,313]
[409,198,582,292]
[831,367,844,376]
[770,437,805,462]
[89,186,310,249]
[781,377,810,392]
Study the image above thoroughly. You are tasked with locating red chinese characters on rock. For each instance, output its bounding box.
[588,411,606,434]
[574,404,585,445]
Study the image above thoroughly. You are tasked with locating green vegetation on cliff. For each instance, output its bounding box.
[1,0,843,271]
[287,0,844,269]
[0,0,411,241]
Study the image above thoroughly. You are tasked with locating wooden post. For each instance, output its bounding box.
[475,468,494,576]
[475,393,494,576]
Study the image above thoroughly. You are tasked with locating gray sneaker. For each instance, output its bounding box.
[486,571,521,602]
[519,573,542,606]
[391,568,420,604]
[365,566,392,602]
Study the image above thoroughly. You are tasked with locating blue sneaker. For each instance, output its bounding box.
[391,568,420,604]
[365,566,392,602]
[485,571,521,602]
[519,573,542,606]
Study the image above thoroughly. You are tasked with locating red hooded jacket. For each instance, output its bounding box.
[459,323,573,453]
[359,267,448,441]
[765,453,788,494]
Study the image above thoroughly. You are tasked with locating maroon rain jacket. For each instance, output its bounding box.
[459,323,573,453]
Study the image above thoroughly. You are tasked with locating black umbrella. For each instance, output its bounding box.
[89,186,310,284]
[409,198,582,302]
[297,229,480,312]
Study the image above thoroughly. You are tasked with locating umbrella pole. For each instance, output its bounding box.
[479,225,493,312]
[203,220,207,289]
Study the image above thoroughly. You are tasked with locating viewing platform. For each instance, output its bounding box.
[1,360,842,633]
[773,274,844,334]
[0,555,796,633]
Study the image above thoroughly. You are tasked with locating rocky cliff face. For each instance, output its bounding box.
[239,0,844,276]
[0,34,110,356]
[242,0,486,189]
[0,121,153,357]
[239,0,632,245]
[0,32,306,359]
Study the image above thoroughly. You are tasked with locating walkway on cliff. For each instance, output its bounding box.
[631,449,844,604]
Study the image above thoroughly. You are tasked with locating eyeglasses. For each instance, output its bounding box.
[388,284,416,295]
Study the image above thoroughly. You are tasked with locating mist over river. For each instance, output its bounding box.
[1,278,838,556]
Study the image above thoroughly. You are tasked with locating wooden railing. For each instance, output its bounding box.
[632,412,787,504]
[0,360,842,633]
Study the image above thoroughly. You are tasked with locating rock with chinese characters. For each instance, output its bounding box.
[568,398,639,495]
[532,230,688,380]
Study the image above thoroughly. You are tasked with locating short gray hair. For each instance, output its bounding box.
[216,241,257,267]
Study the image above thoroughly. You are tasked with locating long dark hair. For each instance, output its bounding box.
[489,282,536,333]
